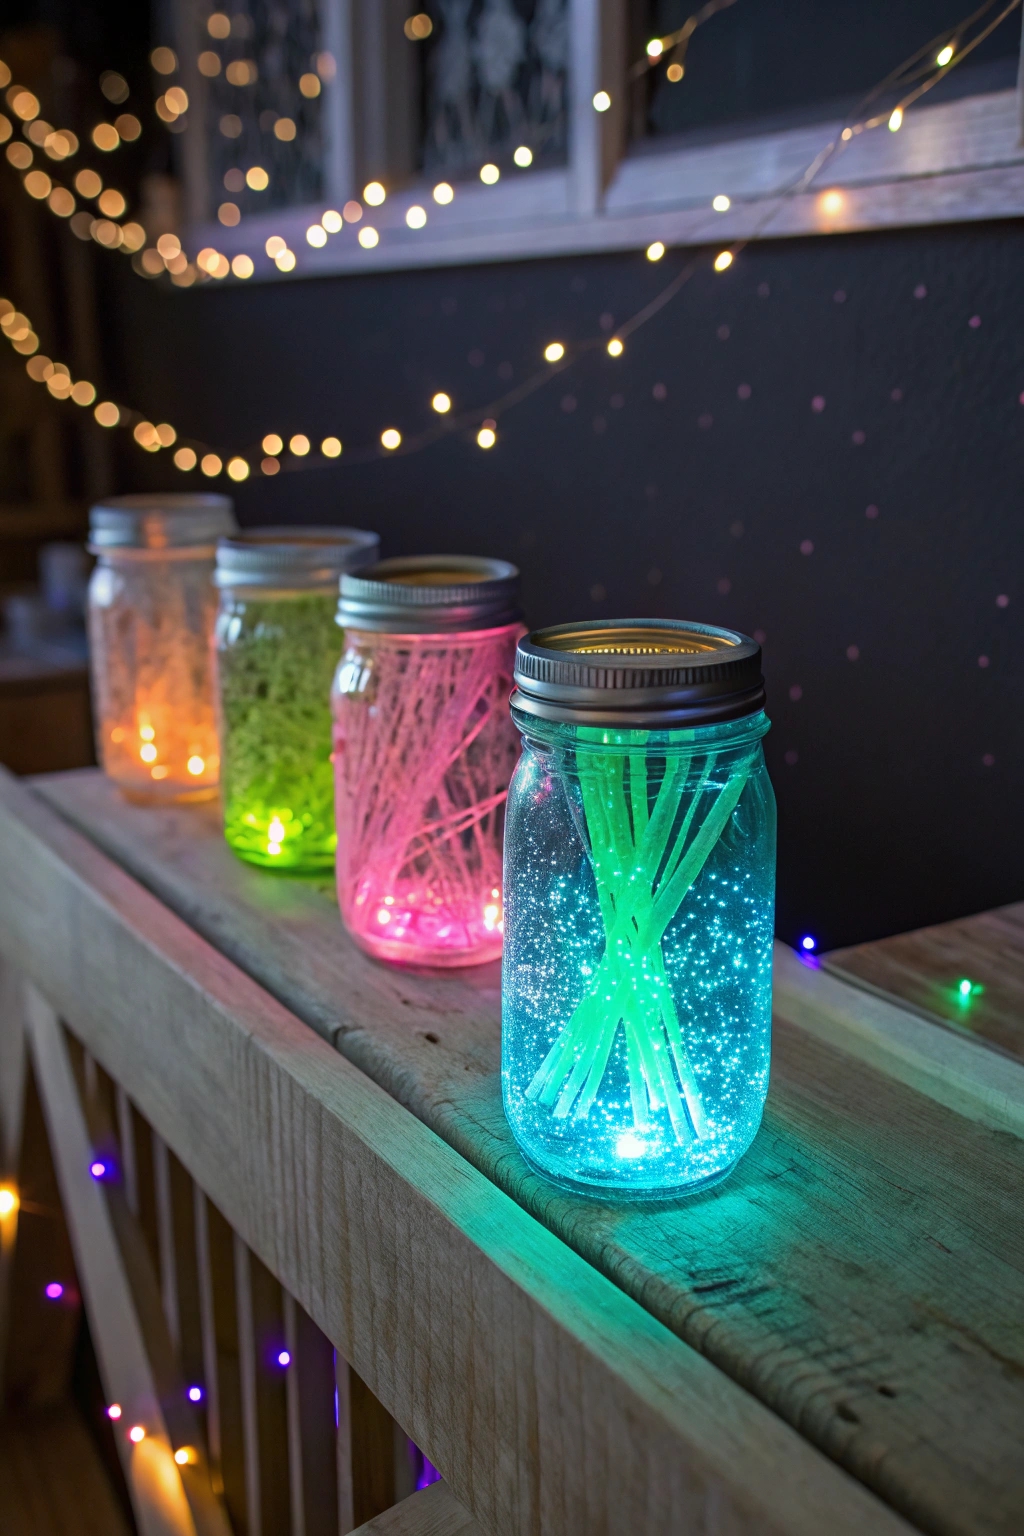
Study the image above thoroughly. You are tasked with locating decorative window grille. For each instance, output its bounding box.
[417,0,569,174]
[188,0,326,218]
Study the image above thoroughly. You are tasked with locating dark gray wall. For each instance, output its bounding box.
[104,221,1023,951]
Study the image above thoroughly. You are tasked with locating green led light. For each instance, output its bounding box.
[958,978,972,998]
[954,977,985,1004]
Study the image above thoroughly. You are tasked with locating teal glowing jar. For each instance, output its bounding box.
[502,620,776,1200]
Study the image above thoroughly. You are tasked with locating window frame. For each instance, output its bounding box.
[177,0,1024,278]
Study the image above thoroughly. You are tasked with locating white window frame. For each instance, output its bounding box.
[178,0,1024,279]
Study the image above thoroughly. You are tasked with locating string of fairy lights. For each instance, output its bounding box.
[1,0,1020,480]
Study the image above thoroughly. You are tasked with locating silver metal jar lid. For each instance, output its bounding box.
[511,619,765,728]
[215,526,379,590]
[89,493,237,552]
[337,555,521,634]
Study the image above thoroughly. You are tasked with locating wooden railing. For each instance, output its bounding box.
[1,764,1021,1536]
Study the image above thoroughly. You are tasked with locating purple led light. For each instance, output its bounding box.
[90,1160,107,1180]
[187,1386,203,1403]
[801,935,816,952]
[45,1282,64,1300]
[277,1350,291,1368]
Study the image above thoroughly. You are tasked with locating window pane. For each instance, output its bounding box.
[632,0,1021,142]
[415,0,568,176]
[196,0,325,217]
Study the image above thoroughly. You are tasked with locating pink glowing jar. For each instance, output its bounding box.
[332,556,522,968]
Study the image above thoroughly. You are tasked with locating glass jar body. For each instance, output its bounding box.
[214,586,340,870]
[87,549,220,801]
[332,623,521,967]
[502,710,776,1199]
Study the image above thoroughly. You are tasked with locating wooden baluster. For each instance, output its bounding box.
[335,1346,355,1535]
[115,1085,139,1217]
[194,1186,223,1481]
[284,1291,341,1536]
[235,1234,264,1536]
[206,1200,247,1531]
[153,1133,181,1352]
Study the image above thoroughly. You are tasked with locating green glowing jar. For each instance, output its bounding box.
[502,619,776,1200]
[214,526,378,871]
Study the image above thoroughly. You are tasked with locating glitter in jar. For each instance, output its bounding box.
[502,620,776,1199]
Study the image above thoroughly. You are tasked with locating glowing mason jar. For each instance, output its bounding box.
[213,526,379,871]
[87,495,237,801]
[332,556,522,968]
[502,620,776,1199]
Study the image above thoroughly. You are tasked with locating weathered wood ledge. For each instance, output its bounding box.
[4,766,1023,1536]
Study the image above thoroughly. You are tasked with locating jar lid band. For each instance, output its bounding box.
[215,526,379,589]
[337,555,521,633]
[512,619,765,727]
[89,494,237,551]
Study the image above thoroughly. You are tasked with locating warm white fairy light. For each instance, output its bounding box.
[1,13,997,483]
[289,434,310,456]
[646,38,664,57]
[306,224,327,247]
[0,1186,18,1217]
[129,1425,146,1444]
[174,1448,194,1466]
[432,392,451,413]
[480,163,500,184]
[262,433,283,455]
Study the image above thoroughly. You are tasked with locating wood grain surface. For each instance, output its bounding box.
[0,767,911,1536]
[23,769,1024,1536]
[348,1481,480,1536]
[826,902,1024,1063]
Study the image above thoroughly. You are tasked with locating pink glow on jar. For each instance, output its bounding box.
[332,557,521,969]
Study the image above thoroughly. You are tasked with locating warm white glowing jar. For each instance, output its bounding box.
[87,494,237,801]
